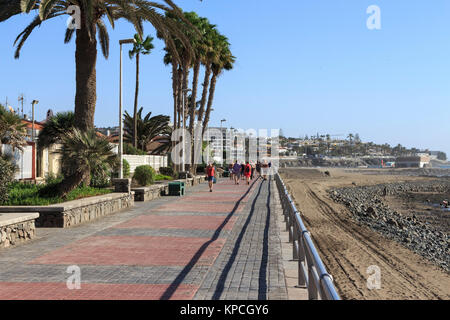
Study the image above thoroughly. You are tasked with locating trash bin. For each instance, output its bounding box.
[168,181,185,196]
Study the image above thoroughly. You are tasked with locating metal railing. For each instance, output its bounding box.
[275,173,340,300]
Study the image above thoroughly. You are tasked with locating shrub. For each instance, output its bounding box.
[159,167,174,177]
[123,143,147,155]
[111,159,130,179]
[90,163,111,188]
[133,165,155,186]
[0,157,16,204]
[123,159,130,178]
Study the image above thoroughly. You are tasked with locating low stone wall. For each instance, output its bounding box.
[0,213,39,249]
[133,185,169,202]
[132,176,206,202]
[0,192,134,228]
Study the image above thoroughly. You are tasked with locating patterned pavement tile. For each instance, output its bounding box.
[29,236,226,267]
[113,215,237,231]
[0,282,198,300]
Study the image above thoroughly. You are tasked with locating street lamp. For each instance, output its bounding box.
[181,88,191,173]
[220,119,226,163]
[118,38,136,179]
[31,100,39,141]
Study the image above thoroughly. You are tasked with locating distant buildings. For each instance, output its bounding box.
[395,155,431,168]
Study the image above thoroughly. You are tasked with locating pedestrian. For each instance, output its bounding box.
[256,161,261,178]
[228,163,233,181]
[244,161,252,185]
[232,160,241,185]
[240,162,245,180]
[261,160,269,181]
[206,162,215,192]
[250,162,255,180]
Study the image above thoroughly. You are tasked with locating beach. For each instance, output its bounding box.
[280,167,450,300]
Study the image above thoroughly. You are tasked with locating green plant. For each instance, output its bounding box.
[133,165,156,186]
[7,182,111,206]
[111,159,130,179]
[0,156,16,204]
[123,143,147,155]
[53,129,118,198]
[159,167,174,177]
[90,163,111,188]
[155,174,173,181]
[0,104,27,156]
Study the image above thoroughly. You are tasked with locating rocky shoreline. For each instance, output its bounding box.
[328,181,450,272]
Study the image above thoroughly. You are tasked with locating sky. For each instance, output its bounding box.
[0,0,449,156]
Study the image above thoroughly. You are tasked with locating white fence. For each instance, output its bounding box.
[2,144,34,180]
[123,155,168,174]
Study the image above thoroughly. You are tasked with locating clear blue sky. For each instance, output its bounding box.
[1,0,449,156]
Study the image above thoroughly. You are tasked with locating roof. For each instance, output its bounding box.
[21,119,44,131]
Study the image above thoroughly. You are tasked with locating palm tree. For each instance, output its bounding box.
[0,104,27,156]
[37,111,75,149]
[55,128,118,198]
[202,33,235,134]
[1,0,193,132]
[129,33,154,148]
[123,107,171,152]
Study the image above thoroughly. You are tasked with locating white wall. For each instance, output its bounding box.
[123,155,168,174]
[2,144,33,179]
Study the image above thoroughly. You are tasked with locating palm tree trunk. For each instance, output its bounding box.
[177,66,183,129]
[189,60,200,174]
[197,64,212,123]
[74,19,97,132]
[133,52,140,148]
[171,60,179,172]
[202,72,217,135]
[57,169,89,199]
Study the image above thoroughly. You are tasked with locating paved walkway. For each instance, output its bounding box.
[0,177,288,300]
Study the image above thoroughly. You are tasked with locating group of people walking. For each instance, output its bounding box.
[205,160,272,193]
[229,160,271,185]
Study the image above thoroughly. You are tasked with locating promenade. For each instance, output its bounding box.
[0,177,289,300]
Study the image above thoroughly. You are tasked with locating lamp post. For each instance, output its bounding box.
[31,100,39,141]
[119,38,136,179]
[181,88,191,173]
[220,119,226,164]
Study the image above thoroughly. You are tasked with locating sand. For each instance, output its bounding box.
[279,167,450,300]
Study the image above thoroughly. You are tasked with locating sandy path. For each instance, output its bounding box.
[280,168,450,300]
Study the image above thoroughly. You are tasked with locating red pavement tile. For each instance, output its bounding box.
[29,236,225,267]
[0,282,198,300]
[114,215,237,231]
[154,202,243,213]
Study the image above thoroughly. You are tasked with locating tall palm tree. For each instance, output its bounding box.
[202,33,235,134]
[1,0,192,132]
[123,108,170,152]
[0,104,27,156]
[129,33,154,148]
[54,128,118,198]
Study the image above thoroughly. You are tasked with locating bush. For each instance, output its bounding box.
[90,163,111,188]
[123,143,147,155]
[159,167,174,177]
[123,159,130,178]
[0,157,16,204]
[133,165,155,186]
[111,159,130,179]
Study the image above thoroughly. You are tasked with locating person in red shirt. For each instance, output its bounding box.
[244,161,252,185]
[206,162,215,192]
